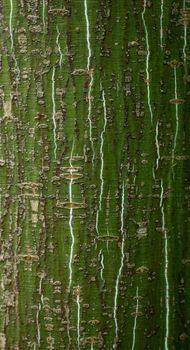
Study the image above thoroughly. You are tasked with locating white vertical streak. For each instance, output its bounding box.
[84,0,95,159]
[52,67,57,159]
[68,142,75,291]
[36,274,44,347]
[100,253,104,281]
[36,304,41,346]
[96,87,107,235]
[68,209,74,291]
[9,0,13,51]
[131,287,139,350]
[98,249,105,283]
[76,294,80,349]
[84,0,91,71]
[173,67,178,153]
[88,71,94,160]
[99,88,107,211]
[155,121,160,170]
[141,0,153,123]
[39,275,44,306]
[160,178,164,208]
[9,0,20,81]
[160,179,169,350]
[42,0,46,31]
[113,183,125,340]
[160,0,164,49]
[56,25,63,68]
[95,210,99,235]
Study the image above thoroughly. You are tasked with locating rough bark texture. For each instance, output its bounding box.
[0,0,189,349]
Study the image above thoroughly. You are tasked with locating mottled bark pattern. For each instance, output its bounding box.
[0,0,189,349]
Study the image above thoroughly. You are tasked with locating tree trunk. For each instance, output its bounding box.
[0,0,189,349]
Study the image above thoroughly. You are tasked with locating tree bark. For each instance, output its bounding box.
[0,0,189,349]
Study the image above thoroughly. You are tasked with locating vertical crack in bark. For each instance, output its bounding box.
[160,179,169,350]
[113,183,125,345]
[160,0,164,49]
[131,287,139,350]
[141,0,153,124]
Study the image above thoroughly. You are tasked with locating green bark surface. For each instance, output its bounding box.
[0,0,189,349]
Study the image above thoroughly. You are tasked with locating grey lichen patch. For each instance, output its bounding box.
[61,166,82,173]
[61,173,83,180]
[169,98,185,104]
[136,266,149,274]
[30,199,39,212]
[96,235,119,242]
[48,7,70,15]
[56,201,86,209]
[0,333,6,350]
[71,69,88,76]
[3,100,12,119]
[31,213,38,224]
[18,28,27,53]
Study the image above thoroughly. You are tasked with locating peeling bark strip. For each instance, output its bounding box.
[0,0,189,349]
